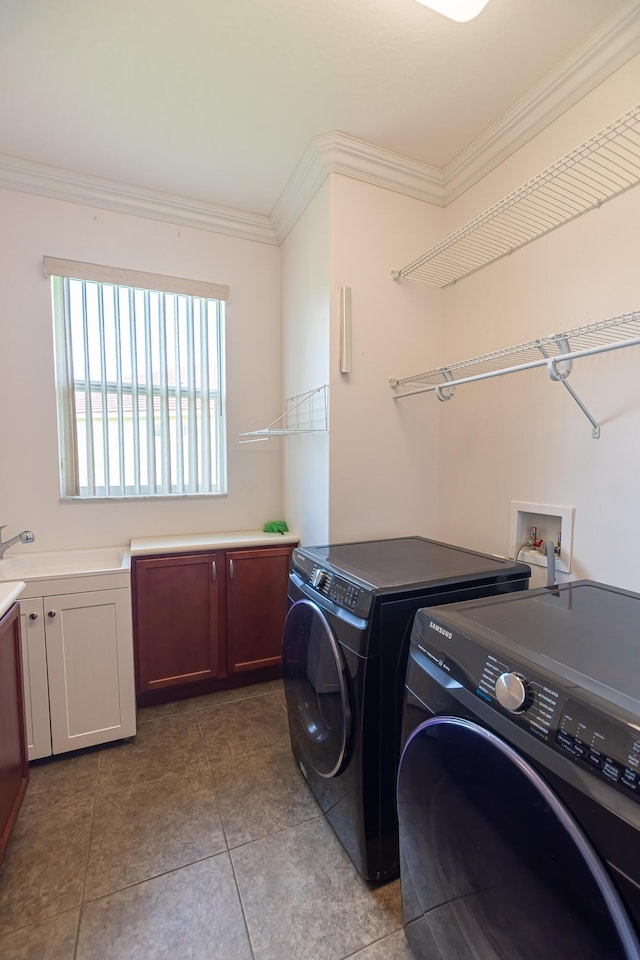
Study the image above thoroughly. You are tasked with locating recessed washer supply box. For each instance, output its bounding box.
[509,501,574,574]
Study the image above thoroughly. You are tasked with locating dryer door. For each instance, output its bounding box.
[282,599,351,778]
[397,716,640,960]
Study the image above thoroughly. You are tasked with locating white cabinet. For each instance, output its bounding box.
[18,598,51,760]
[18,576,136,760]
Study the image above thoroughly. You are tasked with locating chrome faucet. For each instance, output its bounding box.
[0,526,35,559]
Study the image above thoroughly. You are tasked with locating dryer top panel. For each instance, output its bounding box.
[295,537,530,593]
[422,580,640,708]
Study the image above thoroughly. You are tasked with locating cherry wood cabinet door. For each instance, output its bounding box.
[226,546,293,674]
[133,553,222,694]
[0,602,29,863]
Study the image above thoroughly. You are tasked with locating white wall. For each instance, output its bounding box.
[5,52,639,574]
[280,175,446,547]
[329,176,446,544]
[280,181,332,546]
[0,189,282,551]
[434,53,640,590]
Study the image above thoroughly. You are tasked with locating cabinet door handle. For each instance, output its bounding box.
[211,560,217,582]
[29,612,38,620]
[47,610,56,618]
[229,558,234,580]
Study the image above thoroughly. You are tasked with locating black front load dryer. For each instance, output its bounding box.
[281,536,530,884]
[398,580,640,959]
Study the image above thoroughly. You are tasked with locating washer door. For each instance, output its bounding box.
[282,598,351,778]
[397,716,640,960]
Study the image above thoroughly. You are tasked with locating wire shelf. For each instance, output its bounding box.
[392,105,640,288]
[389,312,640,438]
[238,385,329,443]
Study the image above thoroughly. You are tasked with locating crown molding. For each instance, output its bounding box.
[443,0,640,201]
[270,131,445,243]
[1,2,637,247]
[272,1,640,239]
[0,154,278,245]
[268,137,331,242]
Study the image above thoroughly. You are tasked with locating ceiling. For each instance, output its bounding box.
[0,0,633,219]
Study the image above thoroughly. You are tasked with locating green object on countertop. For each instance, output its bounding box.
[263,520,289,534]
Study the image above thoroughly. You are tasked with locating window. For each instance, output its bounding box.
[46,258,227,499]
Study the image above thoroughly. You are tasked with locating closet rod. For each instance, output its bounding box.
[391,336,640,400]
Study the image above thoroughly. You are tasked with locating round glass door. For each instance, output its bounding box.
[397,716,640,960]
[282,599,350,778]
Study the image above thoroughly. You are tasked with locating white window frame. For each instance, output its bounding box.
[45,257,228,500]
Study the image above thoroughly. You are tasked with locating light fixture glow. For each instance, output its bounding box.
[415,0,492,22]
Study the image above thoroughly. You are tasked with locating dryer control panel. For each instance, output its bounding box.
[414,614,640,806]
[290,552,373,618]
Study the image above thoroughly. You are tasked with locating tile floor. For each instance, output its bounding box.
[0,680,413,960]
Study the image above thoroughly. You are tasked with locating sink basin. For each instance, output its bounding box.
[0,547,130,582]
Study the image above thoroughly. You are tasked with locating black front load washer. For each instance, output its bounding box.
[281,536,530,883]
[398,580,640,959]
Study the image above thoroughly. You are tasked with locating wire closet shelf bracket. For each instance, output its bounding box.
[238,385,329,443]
[389,313,640,439]
[391,104,640,288]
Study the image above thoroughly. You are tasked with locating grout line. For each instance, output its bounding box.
[73,754,101,960]
[79,850,231,905]
[138,681,285,723]
[339,928,406,959]
[227,846,258,960]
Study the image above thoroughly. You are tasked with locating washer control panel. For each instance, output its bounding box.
[556,700,640,799]
[416,615,640,805]
[476,653,562,742]
[477,652,640,802]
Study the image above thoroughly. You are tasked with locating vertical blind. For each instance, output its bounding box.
[46,258,228,498]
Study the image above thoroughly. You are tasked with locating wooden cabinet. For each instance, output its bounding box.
[134,553,222,694]
[133,544,294,703]
[0,602,29,863]
[226,547,292,674]
[18,581,136,760]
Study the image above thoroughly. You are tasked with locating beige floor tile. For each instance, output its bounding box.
[0,689,409,960]
[0,908,79,960]
[96,713,207,790]
[25,752,99,807]
[198,691,289,764]
[231,817,403,960]
[0,805,92,936]
[84,767,226,899]
[350,928,414,959]
[210,741,319,847]
[136,697,197,724]
[192,678,285,713]
[76,855,252,960]
[136,679,284,724]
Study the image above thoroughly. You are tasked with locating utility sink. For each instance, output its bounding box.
[0,547,130,582]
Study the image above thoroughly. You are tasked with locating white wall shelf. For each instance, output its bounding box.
[389,311,640,439]
[238,385,329,443]
[391,105,640,288]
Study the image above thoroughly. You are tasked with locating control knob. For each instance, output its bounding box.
[311,568,328,590]
[495,672,530,713]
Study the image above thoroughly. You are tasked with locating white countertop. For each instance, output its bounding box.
[0,581,25,619]
[130,529,299,556]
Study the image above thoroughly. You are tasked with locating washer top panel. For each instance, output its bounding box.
[423,581,640,707]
